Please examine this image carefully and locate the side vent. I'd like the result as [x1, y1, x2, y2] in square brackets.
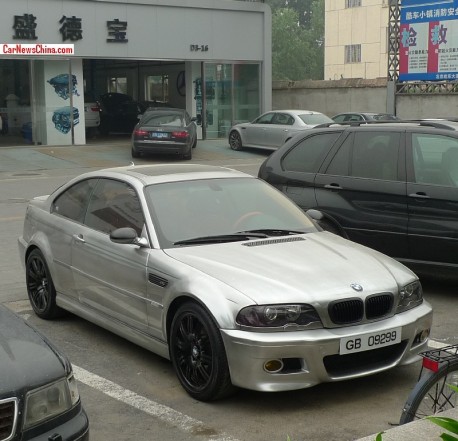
[148, 273, 168, 288]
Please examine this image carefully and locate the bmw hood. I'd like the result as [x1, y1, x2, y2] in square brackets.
[0, 306, 67, 394]
[165, 232, 416, 305]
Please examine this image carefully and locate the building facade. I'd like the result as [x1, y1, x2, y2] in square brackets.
[325, 0, 388, 80]
[0, 0, 271, 146]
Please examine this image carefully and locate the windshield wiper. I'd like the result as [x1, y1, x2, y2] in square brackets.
[174, 232, 269, 246]
[236, 229, 304, 236]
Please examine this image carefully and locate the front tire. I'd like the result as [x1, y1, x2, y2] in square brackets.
[229, 131, 243, 151]
[169, 302, 235, 401]
[26, 249, 64, 319]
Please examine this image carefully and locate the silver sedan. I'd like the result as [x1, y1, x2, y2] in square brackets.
[228, 109, 333, 151]
[18, 164, 432, 401]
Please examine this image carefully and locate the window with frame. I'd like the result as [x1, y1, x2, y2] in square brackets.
[326, 132, 400, 181]
[282, 132, 342, 173]
[412, 133, 458, 186]
[146, 75, 169, 103]
[272, 113, 294, 125]
[52, 179, 98, 223]
[345, 45, 362, 64]
[108, 76, 127, 94]
[254, 113, 275, 124]
[84, 179, 145, 236]
[346, 0, 362, 7]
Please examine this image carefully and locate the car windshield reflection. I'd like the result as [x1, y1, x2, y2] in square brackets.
[144, 177, 316, 248]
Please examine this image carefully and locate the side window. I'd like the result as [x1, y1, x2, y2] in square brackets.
[84, 179, 145, 235]
[348, 114, 363, 122]
[282, 132, 341, 173]
[254, 113, 274, 124]
[52, 179, 98, 223]
[326, 134, 352, 176]
[273, 113, 293, 125]
[351, 132, 400, 180]
[333, 115, 345, 123]
[413, 133, 458, 186]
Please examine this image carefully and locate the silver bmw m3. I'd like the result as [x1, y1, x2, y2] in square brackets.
[18, 164, 433, 401]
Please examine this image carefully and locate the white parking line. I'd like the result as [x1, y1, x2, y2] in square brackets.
[73, 365, 241, 441]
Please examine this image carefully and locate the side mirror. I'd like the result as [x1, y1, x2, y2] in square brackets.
[110, 227, 148, 247]
[305, 209, 324, 221]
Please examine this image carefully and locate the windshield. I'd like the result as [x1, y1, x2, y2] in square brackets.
[298, 113, 333, 125]
[144, 177, 317, 248]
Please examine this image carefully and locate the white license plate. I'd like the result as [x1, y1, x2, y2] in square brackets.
[340, 327, 401, 355]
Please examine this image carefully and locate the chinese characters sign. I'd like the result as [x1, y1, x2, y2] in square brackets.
[11, 13, 129, 44]
[400, 0, 458, 81]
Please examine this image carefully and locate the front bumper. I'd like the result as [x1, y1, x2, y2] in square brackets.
[24, 403, 89, 441]
[221, 302, 433, 392]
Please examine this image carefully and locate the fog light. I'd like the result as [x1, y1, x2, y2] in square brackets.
[264, 359, 284, 373]
[414, 328, 430, 345]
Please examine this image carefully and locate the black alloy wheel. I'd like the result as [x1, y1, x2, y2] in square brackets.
[169, 302, 235, 401]
[26, 249, 64, 319]
[229, 131, 243, 151]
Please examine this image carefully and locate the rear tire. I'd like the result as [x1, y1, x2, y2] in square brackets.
[229, 131, 243, 151]
[183, 148, 192, 160]
[131, 147, 140, 158]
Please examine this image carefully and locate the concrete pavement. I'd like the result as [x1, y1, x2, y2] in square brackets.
[0, 136, 266, 175]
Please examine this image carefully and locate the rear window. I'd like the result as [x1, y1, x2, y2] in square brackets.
[298, 113, 333, 125]
[141, 112, 184, 127]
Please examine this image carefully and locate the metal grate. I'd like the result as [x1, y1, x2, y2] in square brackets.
[329, 294, 393, 325]
[324, 341, 407, 376]
[0, 398, 17, 441]
[329, 299, 364, 325]
[366, 293, 393, 320]
[242, 237, 305, 247]
[148, 273, 168, 288]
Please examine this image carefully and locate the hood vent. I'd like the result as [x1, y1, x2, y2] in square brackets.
[242, 236, 305, 247]
[148, 273, 168, 288]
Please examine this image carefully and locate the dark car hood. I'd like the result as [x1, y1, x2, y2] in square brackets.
[0, 306, 68, 395]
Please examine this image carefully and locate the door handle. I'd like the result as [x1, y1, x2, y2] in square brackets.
[73, 234, 86, 243]
[408, 192, 430, 199]
[324, 183, 343, 190]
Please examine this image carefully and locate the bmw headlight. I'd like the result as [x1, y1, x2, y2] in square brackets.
[397, 281, 423, 313]
[23, 374, 80, 429]
[236, 304, 323, 330]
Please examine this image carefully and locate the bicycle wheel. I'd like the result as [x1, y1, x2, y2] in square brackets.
[400, 358, 458, 424]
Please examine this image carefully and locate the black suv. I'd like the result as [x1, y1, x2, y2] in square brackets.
[258, 121, 458, 271]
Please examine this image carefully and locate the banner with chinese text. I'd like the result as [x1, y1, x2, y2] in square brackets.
[400, 0, 458, 81]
